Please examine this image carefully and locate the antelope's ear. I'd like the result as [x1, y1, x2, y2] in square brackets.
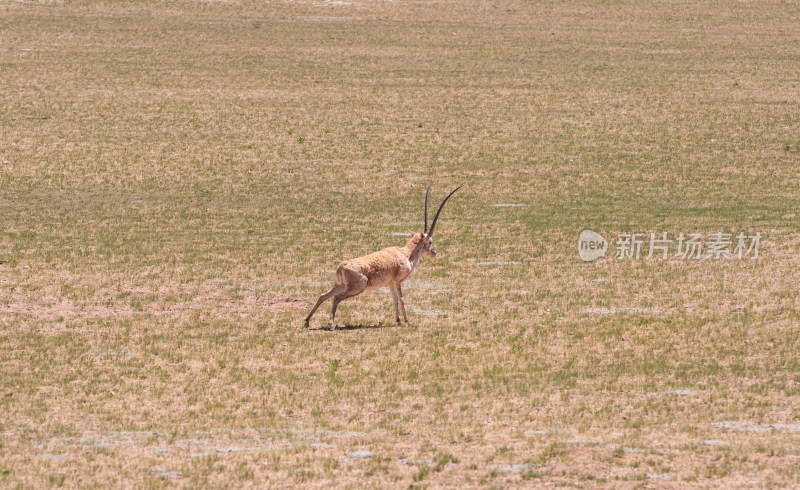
[407, 230, 417, 237]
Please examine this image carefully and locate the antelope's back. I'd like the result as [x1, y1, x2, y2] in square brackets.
[339, 247, 407, 289]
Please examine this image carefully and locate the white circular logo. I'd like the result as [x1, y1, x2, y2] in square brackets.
[578, 230, 607, 262]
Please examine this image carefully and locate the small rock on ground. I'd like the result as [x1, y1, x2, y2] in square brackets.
[399, 458, 433, 465]
[558, 439, 599, 445]
[347, 450, 375, 459]
[157, 471, 182, 480]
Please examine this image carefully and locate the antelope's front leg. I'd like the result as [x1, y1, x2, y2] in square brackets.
[389, 285, 401, 324]
[397, 282, 409, 325]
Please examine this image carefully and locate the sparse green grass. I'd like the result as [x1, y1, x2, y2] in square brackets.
[1, 0, 799, 487]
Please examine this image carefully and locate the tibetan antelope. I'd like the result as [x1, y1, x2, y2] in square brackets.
[304, 182, 462, 330]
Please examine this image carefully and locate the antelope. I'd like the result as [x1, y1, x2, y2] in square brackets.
[304, 182, 462, 330]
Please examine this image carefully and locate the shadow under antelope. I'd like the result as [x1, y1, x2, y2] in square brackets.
[304, 182, 462, 330]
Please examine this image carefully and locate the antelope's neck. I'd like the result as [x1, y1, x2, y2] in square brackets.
[407, 245, 425, 271]
[402, 237, 426, 272]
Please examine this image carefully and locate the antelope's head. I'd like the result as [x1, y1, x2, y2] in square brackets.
[420, 181, 463, 259]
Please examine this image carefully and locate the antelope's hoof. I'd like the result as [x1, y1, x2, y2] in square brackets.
[329, 324, 336, 331]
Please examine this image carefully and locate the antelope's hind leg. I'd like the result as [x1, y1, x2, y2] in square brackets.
[305, 284, 345, 327]
[329, 273, 367, 330]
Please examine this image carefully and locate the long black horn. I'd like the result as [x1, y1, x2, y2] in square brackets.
[427, 185, 463, 237]
[424, 181, 433, 234]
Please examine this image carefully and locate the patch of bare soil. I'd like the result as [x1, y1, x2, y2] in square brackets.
[0, 301, 132, 321]
[263, 297, 308, 313]
[0, 294, 309, 322]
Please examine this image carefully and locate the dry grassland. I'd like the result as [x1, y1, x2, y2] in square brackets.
[1, 0, 799, 487]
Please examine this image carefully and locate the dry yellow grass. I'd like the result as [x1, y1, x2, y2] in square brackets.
[1, 0, 799, 487]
